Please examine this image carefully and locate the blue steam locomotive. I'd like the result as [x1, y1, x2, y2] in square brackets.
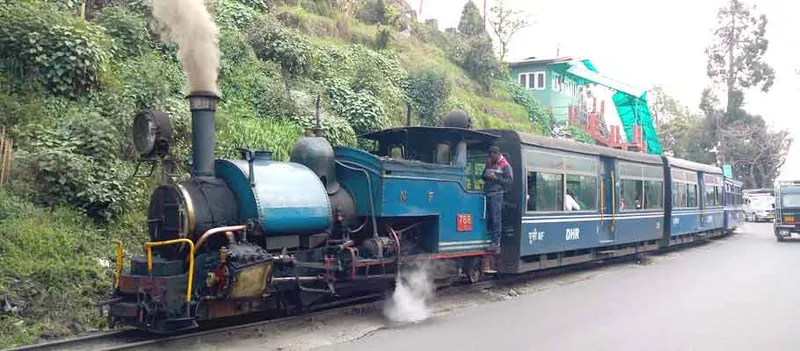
[104, 91, 744, 333]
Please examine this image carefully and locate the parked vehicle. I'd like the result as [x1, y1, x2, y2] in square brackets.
[744, 195, 775, 222]
[774, 180, 800, 241]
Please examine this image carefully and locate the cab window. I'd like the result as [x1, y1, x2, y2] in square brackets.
[465, 155, 485, 192]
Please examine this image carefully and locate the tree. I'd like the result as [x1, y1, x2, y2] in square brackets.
[697, 86, 792, 188]
[648, 85, 692, 127]
[457, 0, 484, 36]
[488, 0, 531, 62]
[462, 34, 501, 92]
[705, 0, 775, 114]
[651, 86, 712, 162]
[720, 115, 792, 188]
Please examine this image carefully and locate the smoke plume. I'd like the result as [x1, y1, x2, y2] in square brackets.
[384, 262, 435, 324]
[150, 0, 220, 94]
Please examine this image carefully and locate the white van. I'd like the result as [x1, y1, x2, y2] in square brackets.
[744, 195, 775, 222]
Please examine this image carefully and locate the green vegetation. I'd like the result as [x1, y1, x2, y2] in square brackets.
[0, 0, 553, 346]
[654, 0, 791, 188]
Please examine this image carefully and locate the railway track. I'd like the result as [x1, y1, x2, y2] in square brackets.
[3, 250, 672, 351]
[4, 275, 508, 351]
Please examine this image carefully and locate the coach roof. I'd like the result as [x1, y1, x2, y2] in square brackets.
[664, 156, 722, 174]
[483, 130, 663, 166]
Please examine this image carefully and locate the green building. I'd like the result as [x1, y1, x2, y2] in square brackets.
[507, 56, 663, 155]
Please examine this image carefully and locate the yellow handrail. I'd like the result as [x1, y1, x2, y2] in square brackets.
[114, 240, 124, 288]
[145, 239, 196, 303]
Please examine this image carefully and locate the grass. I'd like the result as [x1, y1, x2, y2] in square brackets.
[0, 190, 124, 348]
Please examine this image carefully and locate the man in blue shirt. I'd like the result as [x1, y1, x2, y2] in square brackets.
[483, 145, 513, 250]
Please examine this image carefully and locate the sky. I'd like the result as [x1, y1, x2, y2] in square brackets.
[411, 0, 800, 179]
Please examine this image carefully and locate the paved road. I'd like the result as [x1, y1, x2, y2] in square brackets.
[317, 223, 800, 351]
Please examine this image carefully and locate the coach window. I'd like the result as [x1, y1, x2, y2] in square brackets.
[528, 172, 564, 211]
[672, 169, 697, 208]
[566, 174, 597, 210]
[524, 149, 596, 212]
[673, 182, 687, 207]
[620, 179, 643, 210]
[619, 162, 663, 211]
[703, 174, 723, 207]
[644, 180, 664, 209]
[687, 183, 698, 207]
[704, 185, 716, 207]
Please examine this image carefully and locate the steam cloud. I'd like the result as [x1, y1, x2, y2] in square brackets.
[150, 0, 220, 94]
[384, 262, 435, 324]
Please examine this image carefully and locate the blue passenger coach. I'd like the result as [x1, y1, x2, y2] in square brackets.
[724, 178, 744, 233]
[661, 157, 726, 247]
[486, 131, 665, 274]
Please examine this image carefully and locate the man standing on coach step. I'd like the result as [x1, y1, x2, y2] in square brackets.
[483, 145, 513, 250]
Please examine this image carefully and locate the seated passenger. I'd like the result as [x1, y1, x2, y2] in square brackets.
[565, 189, 581, 211]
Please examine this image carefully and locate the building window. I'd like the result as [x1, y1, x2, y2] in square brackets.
[523, 71, 545, 90]
[534, 72, 545, 89]
[552, 73, 562, 92]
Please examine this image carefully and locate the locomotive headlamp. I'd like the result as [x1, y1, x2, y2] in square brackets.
[133, 110, 173, 159]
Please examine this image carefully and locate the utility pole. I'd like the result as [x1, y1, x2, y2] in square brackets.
[419, 0, 423, 17]
[483, 0, 487, 29]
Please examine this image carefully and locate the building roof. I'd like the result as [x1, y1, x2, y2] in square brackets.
[507, 56, 576, 67]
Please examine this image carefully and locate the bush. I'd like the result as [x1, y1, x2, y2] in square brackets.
[506, 80, 554, 131]
[325, 78, 387, 135]
[568, 125, 596, 144]
[14, 113, 138, 222]
[218, 30, 295, 119]
[374, 25, 393, 50]
[248, 16, 314, 84]
[0, 2, 111, 97]
[407, 68, 452, 126]
[288, 90, 357, 147]
[357, 0, 399, 26]
[461, 34, 501, 92]
[212, 0, 262, 30]
[95, 5, 151, 58]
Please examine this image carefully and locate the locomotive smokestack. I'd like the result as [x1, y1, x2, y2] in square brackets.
[188, 91, 219, 177]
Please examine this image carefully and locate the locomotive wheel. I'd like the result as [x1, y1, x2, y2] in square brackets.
[464, 257, 483, 284]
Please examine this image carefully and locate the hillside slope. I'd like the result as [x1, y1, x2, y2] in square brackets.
[0, 0, 552, 346]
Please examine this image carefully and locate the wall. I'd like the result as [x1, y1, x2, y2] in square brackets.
[509, 62, 580, 123]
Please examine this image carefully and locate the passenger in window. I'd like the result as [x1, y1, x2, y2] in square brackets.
[565, 189, 581, 211]
[483, 145, 513, 250]
[635, 196, 642, 210]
